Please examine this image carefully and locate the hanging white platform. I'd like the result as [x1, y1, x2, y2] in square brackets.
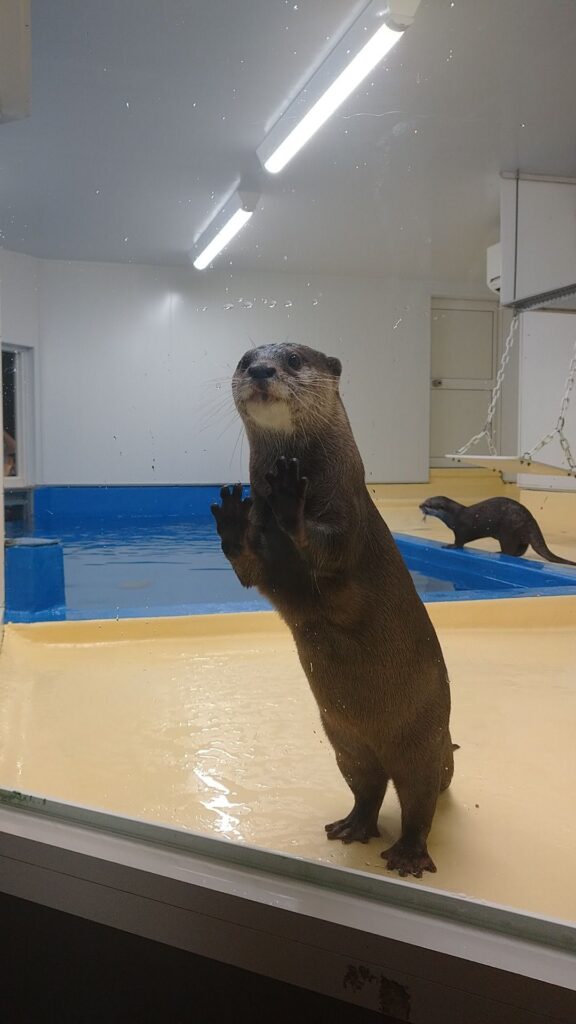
[445, 454, 576, 476]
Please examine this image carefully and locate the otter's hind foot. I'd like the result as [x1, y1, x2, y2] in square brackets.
[381, 839, 437, 878]
[325, 810, 380, 845]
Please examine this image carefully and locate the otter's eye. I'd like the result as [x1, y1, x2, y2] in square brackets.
[287, 352, 302, 370]
[239, 355, 251, 371]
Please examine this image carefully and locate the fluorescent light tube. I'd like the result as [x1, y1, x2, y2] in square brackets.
[192, 191, 258, 270]
[257, 2, 418, 175]
[193, 208, 252, 270]
[264, 23, 403, 174]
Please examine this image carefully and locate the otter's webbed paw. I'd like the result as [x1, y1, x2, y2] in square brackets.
[325, 810, 380, 845]
[211, 484, 252, 558]
[381, 839, 437, 878]
[265, 457, 309, 539]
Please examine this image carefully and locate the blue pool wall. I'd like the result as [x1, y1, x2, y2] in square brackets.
[34, 485, 227, 529]
[4, 485, 576, 624]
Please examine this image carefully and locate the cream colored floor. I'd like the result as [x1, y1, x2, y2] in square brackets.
[1, 598, 575, 922]
[0, 469, 575, 922]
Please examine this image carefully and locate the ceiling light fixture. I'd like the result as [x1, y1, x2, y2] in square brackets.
[192, 190, 259, 270]
[257, 1, 419, 175]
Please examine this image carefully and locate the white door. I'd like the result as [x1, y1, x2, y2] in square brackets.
[430, 298, 499, 467]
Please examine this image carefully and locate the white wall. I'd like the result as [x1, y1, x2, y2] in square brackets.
[35, 259, 433, 485]
[6, 247, 575, 507]
[518, 310, 576, 492]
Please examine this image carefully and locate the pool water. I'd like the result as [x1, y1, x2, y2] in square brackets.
[61, 520, 266, 617]
[8, 518, 576, 621]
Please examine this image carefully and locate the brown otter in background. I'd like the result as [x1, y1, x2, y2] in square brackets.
[420, 495, 576, 565]
[211, 343, 455, 878]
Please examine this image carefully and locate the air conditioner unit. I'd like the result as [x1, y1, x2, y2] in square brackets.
[499, 175, 576, 311]
[486, 242, 501, 295]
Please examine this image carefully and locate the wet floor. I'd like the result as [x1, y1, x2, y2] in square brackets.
[1, 598, 575, 922]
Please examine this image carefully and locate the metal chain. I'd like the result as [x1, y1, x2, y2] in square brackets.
[453, 312, 576, 475]
[455, 314, 518, 455]
[524, 338, 576, 472]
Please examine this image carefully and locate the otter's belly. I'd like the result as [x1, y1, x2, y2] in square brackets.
[293, 626, 451, 753]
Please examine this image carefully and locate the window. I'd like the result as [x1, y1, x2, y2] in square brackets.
[2, 350, 18, 479]
[2, 346, 32, 490]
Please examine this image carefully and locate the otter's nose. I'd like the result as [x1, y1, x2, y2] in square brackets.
[248, 364, 276, 380]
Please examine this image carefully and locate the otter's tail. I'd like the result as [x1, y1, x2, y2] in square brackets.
[529, 526, 576, 566]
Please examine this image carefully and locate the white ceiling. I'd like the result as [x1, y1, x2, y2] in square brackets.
[1, 0, 576, 279]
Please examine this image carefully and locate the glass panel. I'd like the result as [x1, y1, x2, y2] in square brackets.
[0, 0, 575, 957]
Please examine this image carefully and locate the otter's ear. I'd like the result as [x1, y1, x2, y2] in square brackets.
[326, 356, 342, 377]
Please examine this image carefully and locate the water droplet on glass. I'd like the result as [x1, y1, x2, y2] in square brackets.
[284, 301, 292, 308]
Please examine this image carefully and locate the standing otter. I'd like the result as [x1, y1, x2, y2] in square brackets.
[211, 343, 455, 878]
[420, 495, 576, 565]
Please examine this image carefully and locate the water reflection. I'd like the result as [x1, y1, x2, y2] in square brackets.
[193, 766, 244, 839]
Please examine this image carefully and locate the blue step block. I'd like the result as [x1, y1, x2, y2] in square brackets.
[5, 537, 66, 620]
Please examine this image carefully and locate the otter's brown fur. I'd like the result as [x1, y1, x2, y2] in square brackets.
[420, 495, 576, 565]
[211, 343, 455, 877]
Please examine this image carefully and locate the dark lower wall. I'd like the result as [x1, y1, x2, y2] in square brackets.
[0, 893, 396, 1024]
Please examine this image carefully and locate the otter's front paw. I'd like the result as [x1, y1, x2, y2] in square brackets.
[265, 457, 308, 539]
[211, 484, 252, 558]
